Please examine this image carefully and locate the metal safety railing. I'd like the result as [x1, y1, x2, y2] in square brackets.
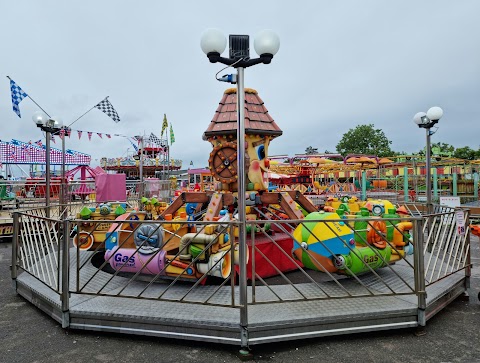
[1, 179, 168, 212]
[10, 203, 472, 338]
[244, 215, 421, 304]
[69, 218, 240, 307]
[12, 210, 63, 295]
[422, 209, 471, 286]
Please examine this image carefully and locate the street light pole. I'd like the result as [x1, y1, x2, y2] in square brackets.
[45, 128, 51, 217]
[133, 135, 144, 210]
[200, 28, 280, 352]
[139, 136, 144, 204]
[413, 106, 444, 216]
[425, 127, 432, 212]
[236, 67, 247, 330]
[33, 112, 63, 218]
[59, 128, 68, 218]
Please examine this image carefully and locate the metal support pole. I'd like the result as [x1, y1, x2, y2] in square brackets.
[61, 130, 66, 218]
[236, 67, 249, 349]
[139, 136, 144, 210]
[474, 172, 479, 199]
[413, 218, 426, 327]
[361, 170, 367, 201]
[433, 168, 438, 201]
[167, 144, 171, 198]
[11, 212, 19, 288]
[404, 166, 409, 203]
[61, 218, 70, 328]
[452, 172, 458, 196]
[45, 130, 51, 218]
[464, 209, 471, 288]
[425, 128, 432, 215]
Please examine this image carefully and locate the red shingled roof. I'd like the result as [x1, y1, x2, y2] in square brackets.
[203, 88, 283, 139]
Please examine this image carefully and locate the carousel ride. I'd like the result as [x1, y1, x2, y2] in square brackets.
[75, 87, 416, 283]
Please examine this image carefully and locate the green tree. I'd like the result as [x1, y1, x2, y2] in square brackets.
[336, 124, 393, 157]
[305, 146, 318, 155]
[420, 142, 454, 157]
[453, 146, 477, 160]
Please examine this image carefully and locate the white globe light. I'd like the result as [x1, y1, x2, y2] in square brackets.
[426, 106, 443, 121]
[51, 116, 63, 128]
[254, 30, 280, 56]
[200, 28, 227, 55]
[413, 112, 427, 125]
[32, 111, 48, 126]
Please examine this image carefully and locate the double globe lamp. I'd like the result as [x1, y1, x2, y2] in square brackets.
[412, 106, 444, 213]
[200, 28, 280, 352]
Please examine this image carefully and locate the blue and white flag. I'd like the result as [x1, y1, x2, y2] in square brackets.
[10, 79, 28, 118]
[129, 138, 139, 152]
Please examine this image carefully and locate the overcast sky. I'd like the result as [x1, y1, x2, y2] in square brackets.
[2, 0, 480, 172]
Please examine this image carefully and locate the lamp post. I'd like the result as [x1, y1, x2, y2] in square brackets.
[59, 124, 68, 218]
[33, 112, 63, 217]
[133, 135, 144, 210]
[200, 28, 280, 351]
[413, 106, 444, 215]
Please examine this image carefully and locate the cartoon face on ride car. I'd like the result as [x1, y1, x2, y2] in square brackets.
[245, 135, 271, 190]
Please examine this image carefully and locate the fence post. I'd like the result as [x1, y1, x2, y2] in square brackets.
[413, 218, 427, 331]
[11, 212, 19, 289]
[61, 218, 70, 328]
[403, 167, 409, 203]
[474, 173, 478, 199]
[361, 170, 367, 200]
[464, 209, 471, 289]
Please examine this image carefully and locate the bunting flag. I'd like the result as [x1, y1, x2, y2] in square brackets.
[77, 130, 82, 139]
[66, 128, 72, 138]
[161, 114, 168, 136]
[51, 135, 56, 144]
[0, 139, 90, 165]
[129, 138, 139, 152]
[9, 79, 28, 118]
[87, 132, 93, 141]
[94, 98, 121, 123]
[97, 133, 103, 139]
[35, 139, 42, 147]
[21, 143, 30, 154]
[170, 123, 175, 144]
[106, 134, 111, 138]
[59, 129, 65, 139]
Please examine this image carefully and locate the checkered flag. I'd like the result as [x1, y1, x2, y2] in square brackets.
[148, 132, 162, 146]
[10, 79, 28, 118]
[94, 97, 120, 123]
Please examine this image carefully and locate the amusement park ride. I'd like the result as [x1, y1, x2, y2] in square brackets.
[69, 87, 418, 282]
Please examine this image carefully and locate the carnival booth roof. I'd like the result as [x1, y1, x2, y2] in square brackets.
[203, 88, 283, 139]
